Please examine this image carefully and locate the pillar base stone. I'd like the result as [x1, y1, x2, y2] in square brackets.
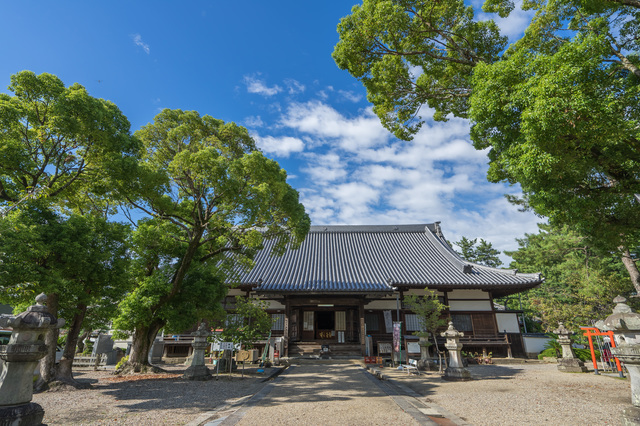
[0, 402, 45, 426]
[183, 365, 212, 381]
[443, 367, 472, 381]
[557, 358, 588, 373]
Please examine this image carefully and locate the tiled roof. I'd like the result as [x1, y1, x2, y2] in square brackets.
[229, 224, 542, 296]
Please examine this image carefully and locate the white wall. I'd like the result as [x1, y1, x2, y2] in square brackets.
[448, 300, 492, 311]
[447, 289, 489, 299]
[496, 313, 520, 333]
[523, 335, 552, 357]
[365, 300, 398, 310]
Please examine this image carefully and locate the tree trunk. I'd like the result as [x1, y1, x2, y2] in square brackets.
[621, 248, 640, 294]
[35, 292, 60, 391]
[76, 329, 90, 354]
[55, 304, 88, 386]
[127, 320, 164, 372]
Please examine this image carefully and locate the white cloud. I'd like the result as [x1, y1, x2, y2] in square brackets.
[477, 0, 535, 41]
[131, 34, 150, 54]
[244, 115, 264, 128]
[338, 90, 362, 103]
[280, 101, 391, 151]
[285, 79, 306, 94]
[244, 75, 282, 96]
[254, 135, 304, 158]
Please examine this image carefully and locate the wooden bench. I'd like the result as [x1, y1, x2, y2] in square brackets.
[459, 334, 512, 358]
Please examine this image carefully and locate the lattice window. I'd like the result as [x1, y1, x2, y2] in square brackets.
[303, 311, 314, 331]
[405, 314, 425, 332]
[335, 311, 346, 331]
[365, 313, 379, 331]
[271, 314, 285, 331]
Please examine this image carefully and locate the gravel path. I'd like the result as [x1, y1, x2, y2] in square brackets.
[382, 362, 630, 425]
[30, 361, 632, 425]
[33, 366, 272, 425]
[229, 363, 425, 426]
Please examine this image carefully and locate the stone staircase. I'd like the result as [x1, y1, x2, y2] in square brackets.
[288, 342, 362, 359]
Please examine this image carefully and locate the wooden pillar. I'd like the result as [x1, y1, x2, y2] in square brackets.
[284, 297, 290, 357]
[359, 300, 365, 354]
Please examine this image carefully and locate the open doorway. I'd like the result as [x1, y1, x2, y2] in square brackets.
[316, 311, 335, 339]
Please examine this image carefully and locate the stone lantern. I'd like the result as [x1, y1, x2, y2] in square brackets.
[597, 296, 640, 424]
[183, 322, 212, 381]
[0, 293, 65, 424]
[553, 322, 588, 373]
[441, 321, 471, 381]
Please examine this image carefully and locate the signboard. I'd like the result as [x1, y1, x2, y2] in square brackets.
[393, 321, 402, 353]
[219, 342, 235, 350]
[383, 310, 393, 333]
[406, 342, 421, 354]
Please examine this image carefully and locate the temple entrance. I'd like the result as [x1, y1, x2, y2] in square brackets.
[316, 311, 335, 340]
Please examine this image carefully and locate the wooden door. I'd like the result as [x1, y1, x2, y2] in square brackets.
[302, 311, 314, 341]
[472, 313, 497, 336]
[290, 309, 299, 342]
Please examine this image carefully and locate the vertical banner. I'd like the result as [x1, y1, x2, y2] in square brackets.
[383, 310, 393, 333]
[393, 321, 401, 353]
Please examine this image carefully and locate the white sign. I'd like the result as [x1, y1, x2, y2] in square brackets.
[220, 342, 235, 350]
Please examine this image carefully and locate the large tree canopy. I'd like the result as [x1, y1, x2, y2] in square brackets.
[0, 71, 139, 213]
[113, 109, 310, 370]
[334, 0, 640, 283]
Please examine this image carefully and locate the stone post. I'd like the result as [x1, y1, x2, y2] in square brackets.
[183, 323, 212, 381]
[553, 322, 588, 373]
[0, 293, 65, 425]
[441, 321, 471, 381]
[597, 296, 640, 424]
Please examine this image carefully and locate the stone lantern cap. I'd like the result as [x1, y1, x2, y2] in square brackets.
[441, 321, 464, 339]
[596, 296, 640, 332]
[553, 322, 573, 336]
[0, 293, 64, 330]
[191, 322, 211, 338]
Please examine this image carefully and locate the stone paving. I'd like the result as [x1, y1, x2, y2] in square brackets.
[201, 361, 457, 426]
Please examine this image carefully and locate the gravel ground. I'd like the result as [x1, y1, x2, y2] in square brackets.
[31, 361, 631, 425]
[383, 362, 630, 425]
[32, 365, 273, 425]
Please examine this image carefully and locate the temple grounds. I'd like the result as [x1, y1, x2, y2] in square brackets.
[32, 361, 629, 425]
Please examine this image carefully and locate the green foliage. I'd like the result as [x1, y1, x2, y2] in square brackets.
[538, 347, 598, 362]
[214, 296, 273, 348]
[0, 204, 132, 328]
[113, 109, 309, 363]
[0, 70, 140, 214]
[334, 0, 640, 273]
[116, 355, 129, 371]
[404, 289, 448, 342]
[82, 340, 94, 356]
[505, 224, 635, 330]
[454, 236, 503, 268]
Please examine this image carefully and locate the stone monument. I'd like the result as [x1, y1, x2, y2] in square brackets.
[183, 322, 212, 381]
[597, 296, 640, 424]
[553, 322, 588, 373]
[0, 293, 65, 425]
[441, 321, 471, 381]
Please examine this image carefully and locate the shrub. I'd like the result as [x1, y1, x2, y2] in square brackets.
[538, 347, 599, 362]
[116, 355, 129, 370]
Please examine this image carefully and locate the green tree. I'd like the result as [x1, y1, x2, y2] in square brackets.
[454, 236, 503, 268]
[333, 0, 640, 289]
[214, 296, 273, 349]
[0, 204, 132, 388]
[0, 70, 140, 385]
[112, 109, 310, 372]
[404, 289, 448, 364]
[505, 224, 634, 331]
[0, 71, 140, 213]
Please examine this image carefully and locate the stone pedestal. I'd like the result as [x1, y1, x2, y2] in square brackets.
[183, 323, 212, 381]
[597, 296, 640, 424]
[0, 294, 64, 425]
[553, 322, 588, 373]
[441, 322, 471, 381]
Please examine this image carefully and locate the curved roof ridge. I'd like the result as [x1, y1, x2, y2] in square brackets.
[308, 224, 437, 233]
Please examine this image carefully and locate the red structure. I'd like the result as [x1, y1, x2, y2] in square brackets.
[580, 327, 624, 377]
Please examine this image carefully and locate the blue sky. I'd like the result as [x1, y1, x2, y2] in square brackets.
[0, 1, 540, 263]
